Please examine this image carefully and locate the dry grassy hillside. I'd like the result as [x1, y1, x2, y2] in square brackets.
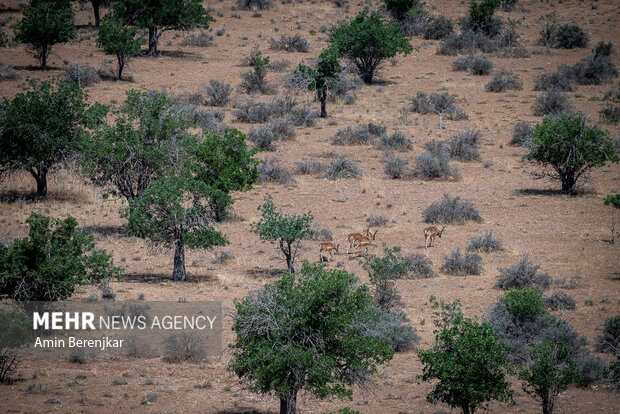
[0, 0, 619, 412]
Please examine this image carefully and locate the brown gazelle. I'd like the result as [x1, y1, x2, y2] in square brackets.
[424, 225, 445, 249]
[319, 242, 339, 262]
[346, 229, 378, 254]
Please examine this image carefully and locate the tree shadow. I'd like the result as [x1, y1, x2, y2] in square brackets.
[214, 410, 267, 414]
[122, 272, 218, 284]
[11, 65, 63, 71]
[79, 225, 127, 237]
[0, 189, 85, 204]
[516, 187, 596, 197]
[246, 267, 284, 279]
[138, 50, 201, 60]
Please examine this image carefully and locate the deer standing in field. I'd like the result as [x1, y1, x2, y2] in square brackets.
[346, 229, 378, 255]
[424, 225, 445, 249]
[319, 242, 339, 263]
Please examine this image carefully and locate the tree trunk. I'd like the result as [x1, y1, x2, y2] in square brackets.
[318, 90, 327, 118]
[280, 240, 295, 274]
[279, 393, 297, 414]
[561, 174, 576, 194]
[92, 0, 100, 27]
[40, 48, 48, 70]
[362, 70, 373, 84]
[116, 53, 124, 80]
[148, 27, 158, 56]
[29, 164, 48, 197]
[612, 209, 617, 245]
[172, 239, 186, 281]
[542, 395, 554, 414]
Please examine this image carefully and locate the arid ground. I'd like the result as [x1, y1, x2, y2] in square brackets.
[0, 0, 619, 412]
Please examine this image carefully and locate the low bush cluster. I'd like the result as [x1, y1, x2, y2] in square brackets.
[64, 64, 101, 86]
[325, 154, 363, 180]
[257, 157, 295, 185]
[270, 34, 309, 53]
[485, 70, 522, 92]
[203, 80, 232, 107]
[408, 92, 468, 120]
[510, 121, 533, 146]
[496, 255, 552, 291]
[441, 248, 483, 276]
[532, 89, 574, 116]
[452, 55, 493, 75]
[423, 194, 483, 224]
[467, 231, 503, 252]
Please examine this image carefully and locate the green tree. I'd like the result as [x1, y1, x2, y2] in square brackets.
[523, 113, 619, 194]
[251, 195, 314, 274]
[330, 10, 413, 84]
[240, 49, 271, 94]
[519, 340, 579, 414]
[14, 1, 76, 69]
[383, 0, 419, 21]
[604, 194, 620, 244]
[97, 14, 144, 80]
[80, 89, 195, 201]
[0, 213, 121, 301]
[190, 128, 260, 221]
[294, 48, 343, 118]
[466, 0, 502, 36]
[229, 262, 394, 414]
[124, 176, 228, 281]
[0, 80, 102, 197]
[418, 297, 513, 414]
[112, 0, 214, 55]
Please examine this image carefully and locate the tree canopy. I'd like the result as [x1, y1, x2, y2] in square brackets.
[330, 10, 412, 84]
[294, 48, 343, 117]
[97, 14, 144, 80]
[229, 262, 394, 414]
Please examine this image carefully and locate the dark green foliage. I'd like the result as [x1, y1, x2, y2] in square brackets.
[523, 113, 619, 193]
[124, 176, 228, 281]
[80, 89, 194, 201]
[519, 340, 579, 414]
[593, 41, 613, 57]
[0, 213, 121, 301]
[424, 16, 454, 40]
[204, 80, 232, 106]
[467, 231, 503, 252]
[252, 195, 313, 274]
[531, 89, 574, 116]
[330, 11, 413, 84]
[441, 248, 483, 276]
[14, 2, 76, 69]
[600, 104, 620, 125]
[423, 194, 483, 224]
[551, 25, 588, 49]
[97, 14, 143, 80]
[325, 154, 363, 180]
[461, 0, 503, 37]
[294, 48, 343, 117]
[113, 0, 214, 55]
[0, 79, 98, 197]
[502, 288, 546, 324]
[418, 297, 513, 414]
[485, 70, 522, 92]
[240, 50, 274, 94]
[190, 128, 259, 221]
[383, 0, 419, 21]
[230, 263, 394, 414]
[496, 255, 551, 291]
[511, 121, 533, 146]
[362, 246, 412, 282]
[596, 315, 620, 354]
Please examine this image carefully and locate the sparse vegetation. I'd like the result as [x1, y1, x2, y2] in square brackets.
[452, 55, 493, 75]
[414, 151, 460, 181]
[448, 129, 482, 161]
[467, 231, 503, 252]
[378, 131, 412, 152]
[545, 292, 576, 311]
[332, 123, 386, 146]
[423, 194, 483, 225]
[65, 64, 101, 86]
[258, 157, 296, 185]
[441, 248, 483, 276]
[270, 34, 309, 53]
[384, 155, 410, 179]
[325, 154, 363, 180]
[496, 255, 552, 291]
[596, 315, 620, 354]
[204, 80, 232, 107]
[485, 70, 522, 92]
[532, 89, 574, 116]
[511, 121, 533, 146]
[600, 104, 620, 125]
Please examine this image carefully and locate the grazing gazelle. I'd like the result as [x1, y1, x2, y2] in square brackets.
[319, 242, 339, 262]
[346, 229, 378, 254]
[424, 225, 445, 249]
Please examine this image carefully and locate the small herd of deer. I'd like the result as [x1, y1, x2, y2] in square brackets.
[318, 225, 446, 263]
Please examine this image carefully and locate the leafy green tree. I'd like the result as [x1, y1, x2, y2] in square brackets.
[112, 0, 214, 55]
[0, 80, 102, 197]
[466, 0, 502, 36]
[190, 128, 260, 221]
[604, 194, 620, 244]
[251, 195, 313, 274]
[0, 213, 121, 301]
[330, 10, 413, 84]
[229, 262, 394, 414]
[418, 297, 513, 414]
[383, 0, 419, 21]
[523, 113, 619, 194]
[14, 1, 76, 69]
[97, 14, 144, 80]
[240, 49, 271, 94]
[294, 48, 343, 118]
[80, 89, 195, 201]
[124, 176, 228, 281]
[519, 340, 579, 414]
